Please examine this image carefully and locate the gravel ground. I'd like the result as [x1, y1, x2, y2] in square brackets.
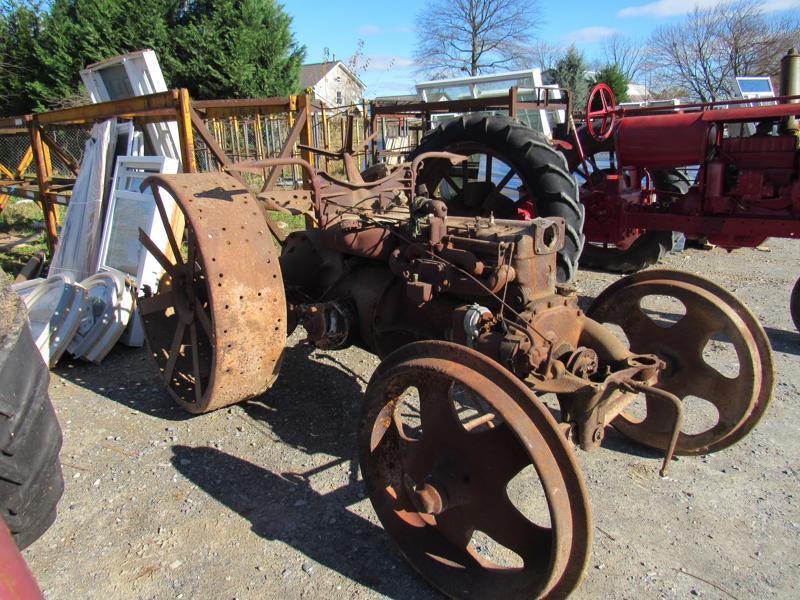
[23, 238, 800, 599]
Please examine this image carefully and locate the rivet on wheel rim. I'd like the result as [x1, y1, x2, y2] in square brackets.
[137, 173, 286, 414]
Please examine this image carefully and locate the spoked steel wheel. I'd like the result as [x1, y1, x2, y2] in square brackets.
[588, 270, 773, 454]
[359, 341, 591, 599]
[138, 173, 286, 414]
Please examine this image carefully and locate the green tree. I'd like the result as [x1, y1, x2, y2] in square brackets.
[592, 64, 630, 104]
[0, 2, 45, 115]
[1, 0, 305, 115]
[25, 0, 179, 111]
[552, 45, 589, 111]
[169, 0, 305, 99]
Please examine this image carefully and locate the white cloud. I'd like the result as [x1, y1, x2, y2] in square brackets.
[365, 55, 416, 71]
[562, 26, 619, 44]
[357, 24, 381, 36]
[618, 0, 798, 18]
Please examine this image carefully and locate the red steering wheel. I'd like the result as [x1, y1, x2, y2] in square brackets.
[586, 83, 617, 142]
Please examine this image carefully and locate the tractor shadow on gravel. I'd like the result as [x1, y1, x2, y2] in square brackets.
[170, 343, 432, 597]
[54, 344, 194, 421]
[171, 445, 431, 598]
[241, 343, 370, 460]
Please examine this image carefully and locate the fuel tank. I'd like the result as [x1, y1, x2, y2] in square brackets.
[617, 112, 714, 169]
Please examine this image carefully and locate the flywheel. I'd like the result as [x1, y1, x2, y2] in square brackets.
[137, 172, 286, 414]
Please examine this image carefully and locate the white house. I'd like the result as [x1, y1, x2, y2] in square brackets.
[299, 61, 365, 108]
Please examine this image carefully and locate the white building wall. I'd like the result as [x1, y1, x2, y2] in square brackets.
[313, 63, 364, 107]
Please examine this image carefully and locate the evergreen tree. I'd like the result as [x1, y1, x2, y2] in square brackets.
[170, 0, 305, 99]
[0, 0, 305, 115]
[25, 0, 178, 111]
[592, 64, 630, 104]
[0, 2, 45, 115]
[553, 46, 590, 111]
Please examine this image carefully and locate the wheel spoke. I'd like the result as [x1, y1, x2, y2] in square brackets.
[195, 302, 213, 338]
[190, 322, 203, 403]
[138, 228, 180, 279]
[187, 230, 197, 282]
[469, 423, 530, 484]
[472, 493, 552, 567]
[418, 377, 463, 438]
[435, 506, 475, 549]
[495, 169, 515, 194]
[443, 175, 462, 193]
[575, 166, 590, 182]
[163, 322, 186, 383]
[151, 186, 184, 265]
[485, 154, 493, 182]
[608, 310, 664, 353]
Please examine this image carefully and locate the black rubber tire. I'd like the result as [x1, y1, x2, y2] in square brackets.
[0, 270, 64, 549]
[410, 114, 585, 283]
[558, 125, 684, 273]
[791, 277, 800, 333]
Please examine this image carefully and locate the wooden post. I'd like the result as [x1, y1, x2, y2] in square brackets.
[321, 105, 330, 172]
[370, 112, 379, 164]
[177, 88, 196, 173]
[509, 86, 518, 118]
[29, 120, 58, 252]
[297, 94, 313, 188]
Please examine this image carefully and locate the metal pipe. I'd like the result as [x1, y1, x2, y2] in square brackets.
[780, 48, 800, 137]
[628, 381, 684, 477]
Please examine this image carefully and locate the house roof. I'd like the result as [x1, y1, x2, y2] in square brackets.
[299, 61, 366, 90]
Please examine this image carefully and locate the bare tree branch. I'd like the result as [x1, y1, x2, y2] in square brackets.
[414, 0, 542, 79]
[601, 33, 646, 81]
[647, 0, 800, 102]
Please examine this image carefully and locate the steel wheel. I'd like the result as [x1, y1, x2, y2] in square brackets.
[138, 173, 286, 414]
[359, 341, 591, 599]
[588, 270, 772, 454]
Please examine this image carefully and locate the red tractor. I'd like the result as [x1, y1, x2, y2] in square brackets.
[559, 50, 800, 328]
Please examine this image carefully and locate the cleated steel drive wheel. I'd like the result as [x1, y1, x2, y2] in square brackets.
[138, 173, 286, 414]
[359, 341, 591, 599]
[588, 270, 773, 455]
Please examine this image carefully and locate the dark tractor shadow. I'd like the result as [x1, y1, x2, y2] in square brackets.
[241, 343, 369, 460]
[763, 326, 800, 356]
[53, 344, 193, 421]
[599, 426, 667, 460]
[170, 445, 433, 598]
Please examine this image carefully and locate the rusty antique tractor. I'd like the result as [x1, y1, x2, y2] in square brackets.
[135, 124, 774, 597]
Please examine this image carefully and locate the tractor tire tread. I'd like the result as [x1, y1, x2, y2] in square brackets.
[0, 270, 63, 550]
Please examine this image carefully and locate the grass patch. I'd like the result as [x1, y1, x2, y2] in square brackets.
[268, 210, 306, 232]
[0, 199, 49, 279]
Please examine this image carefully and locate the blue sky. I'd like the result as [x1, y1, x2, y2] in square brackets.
[284, 0, 798, 97]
